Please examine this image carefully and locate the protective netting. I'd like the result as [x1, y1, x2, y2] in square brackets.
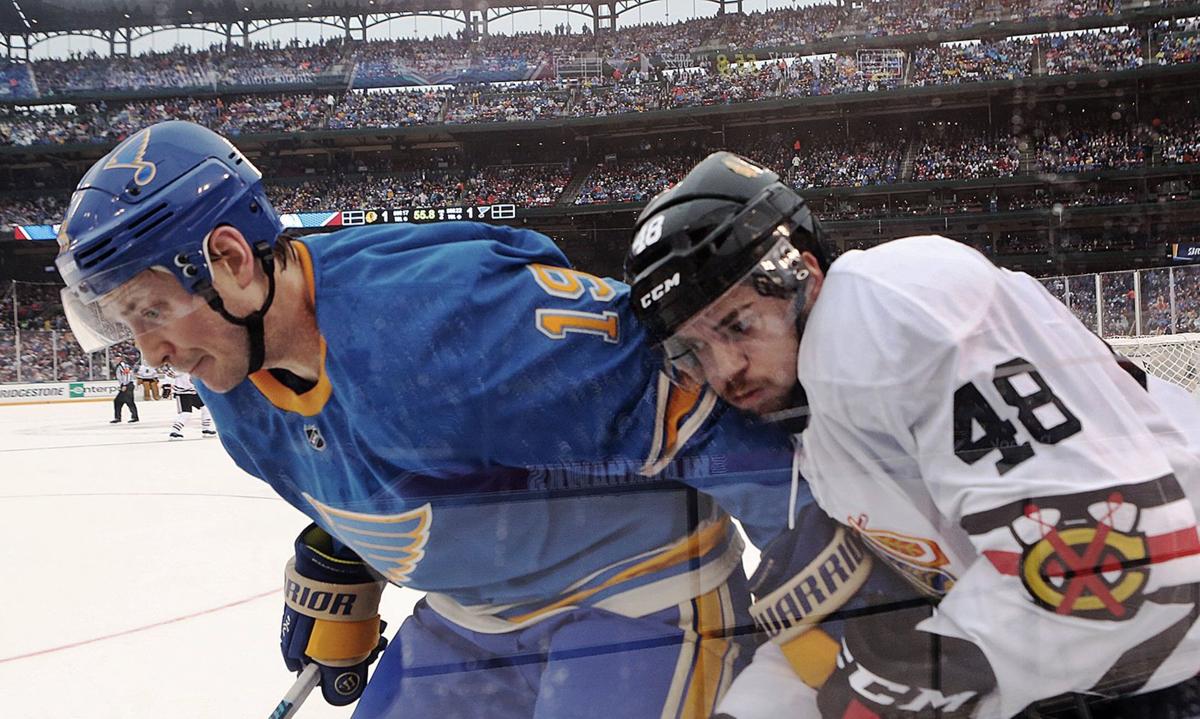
[1108, 333, 1200, 394]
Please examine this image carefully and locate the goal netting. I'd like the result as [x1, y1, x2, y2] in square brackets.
[1108, 333, 1200, 394]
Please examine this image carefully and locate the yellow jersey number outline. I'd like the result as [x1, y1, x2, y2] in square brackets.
[527, 264, 620, 343]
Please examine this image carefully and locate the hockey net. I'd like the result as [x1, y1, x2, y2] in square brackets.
[1108, 334, 1200, 394]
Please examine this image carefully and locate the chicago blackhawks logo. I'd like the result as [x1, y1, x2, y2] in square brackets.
[1014, 493, 1148, 620]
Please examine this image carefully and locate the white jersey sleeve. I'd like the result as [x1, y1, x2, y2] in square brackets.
[171, 371, 196, 394]
[797, 236, 1200, 716]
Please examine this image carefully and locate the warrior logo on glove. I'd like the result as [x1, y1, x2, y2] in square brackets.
[335, 672, 362, 697]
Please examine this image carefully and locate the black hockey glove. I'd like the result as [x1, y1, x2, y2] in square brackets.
[815, 598, 996, 719]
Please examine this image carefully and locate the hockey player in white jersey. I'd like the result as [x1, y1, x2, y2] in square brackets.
[626, 151, 1200, 718]
[166, 368, 215, 439]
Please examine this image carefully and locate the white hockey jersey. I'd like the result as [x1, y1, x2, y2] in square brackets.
[171, 371, 197, 395]
[796, 235, 1200, 717]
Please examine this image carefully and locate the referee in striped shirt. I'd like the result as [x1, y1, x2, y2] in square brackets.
[111, 358, 139, 424]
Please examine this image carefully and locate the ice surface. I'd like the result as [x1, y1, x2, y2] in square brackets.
[0, 399, 418, 718]
[0, 398, 760, 718]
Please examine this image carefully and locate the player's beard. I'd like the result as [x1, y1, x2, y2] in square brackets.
[753, 293, 813, 429]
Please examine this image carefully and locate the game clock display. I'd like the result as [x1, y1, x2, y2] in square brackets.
[338, 205, 518, 226]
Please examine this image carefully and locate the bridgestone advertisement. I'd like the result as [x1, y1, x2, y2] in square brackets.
[0, 381, 120, 405]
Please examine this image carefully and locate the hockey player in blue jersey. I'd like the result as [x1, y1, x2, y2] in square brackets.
[56, 121, 901, 718]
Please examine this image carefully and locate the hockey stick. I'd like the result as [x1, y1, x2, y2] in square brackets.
[269, 663, 321, 719]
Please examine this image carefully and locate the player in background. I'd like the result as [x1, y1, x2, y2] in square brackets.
[53, 121, 905, 718]
[136, 359, 160, 400]
[111, 356, 138, 423]
[627, 152, 1200, 718]
[167, 369, 215, 439]
[159, 364, 173, 399]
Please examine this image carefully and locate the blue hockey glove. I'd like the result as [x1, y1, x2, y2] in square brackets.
[281, 523, 388, 706]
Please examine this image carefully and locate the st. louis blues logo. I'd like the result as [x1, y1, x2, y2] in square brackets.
[102, 128, 157, 187]
[304, 494, 433, 584]
[1014, 494, 1148, 620]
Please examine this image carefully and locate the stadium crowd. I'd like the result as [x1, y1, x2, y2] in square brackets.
[1155, 18, 1200, 65]
[272, 162, 572, 211]
[0, 0, 1159, 100]
[573, 155, 696, 204]
[0, 26, 1181, 147]
[3, 108, 1194, 228]
[1044, 27, 1143, 75]
[0, 196, 68, 233]
[33, 40, 348, 96]
[911, 123, 1022, 180]
[908, 38, 1034, 85]
[1036, 115, 1154, 173]
[445, 83, 568, 122]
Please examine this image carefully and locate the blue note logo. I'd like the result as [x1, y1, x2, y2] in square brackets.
[304, 425, 326, 452]
[102, 128, 157, 187]
[305, 495, 433, 584]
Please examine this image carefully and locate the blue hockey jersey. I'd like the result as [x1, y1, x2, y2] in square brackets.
[200, 222, 802, 629]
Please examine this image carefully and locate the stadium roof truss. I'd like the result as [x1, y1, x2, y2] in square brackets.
[0, 0, 725, 55]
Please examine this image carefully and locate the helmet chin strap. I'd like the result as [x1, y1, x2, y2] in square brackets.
[200, 240, 277, 375]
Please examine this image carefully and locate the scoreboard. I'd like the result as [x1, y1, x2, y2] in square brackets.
[12, 203, 522, 240]
[330, 204, 518, 226]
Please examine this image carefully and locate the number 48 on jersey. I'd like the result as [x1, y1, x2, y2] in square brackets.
[953, 357, 1082, 475]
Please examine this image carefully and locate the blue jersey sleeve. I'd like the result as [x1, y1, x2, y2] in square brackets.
[309, 222, 659, 478]
[309, 222, 799, 541]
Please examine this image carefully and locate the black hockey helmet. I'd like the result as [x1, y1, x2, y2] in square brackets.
[624, 151, 827, 345]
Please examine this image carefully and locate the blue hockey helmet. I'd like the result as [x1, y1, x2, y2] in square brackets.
[56, 121, 283, 358]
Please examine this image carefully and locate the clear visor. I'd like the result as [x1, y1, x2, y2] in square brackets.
[660, 237, 806, 388]
[61, 285, 136, 354]
[61, 264, 207, 355]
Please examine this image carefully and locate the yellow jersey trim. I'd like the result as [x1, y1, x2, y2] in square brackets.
[505, 516, 731, 624]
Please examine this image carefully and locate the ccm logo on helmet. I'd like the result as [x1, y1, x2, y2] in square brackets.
[640, 272, 681, 309]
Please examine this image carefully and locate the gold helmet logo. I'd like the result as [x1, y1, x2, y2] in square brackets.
[721, 154, 766, 178]
[103, 128, 157, 187]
